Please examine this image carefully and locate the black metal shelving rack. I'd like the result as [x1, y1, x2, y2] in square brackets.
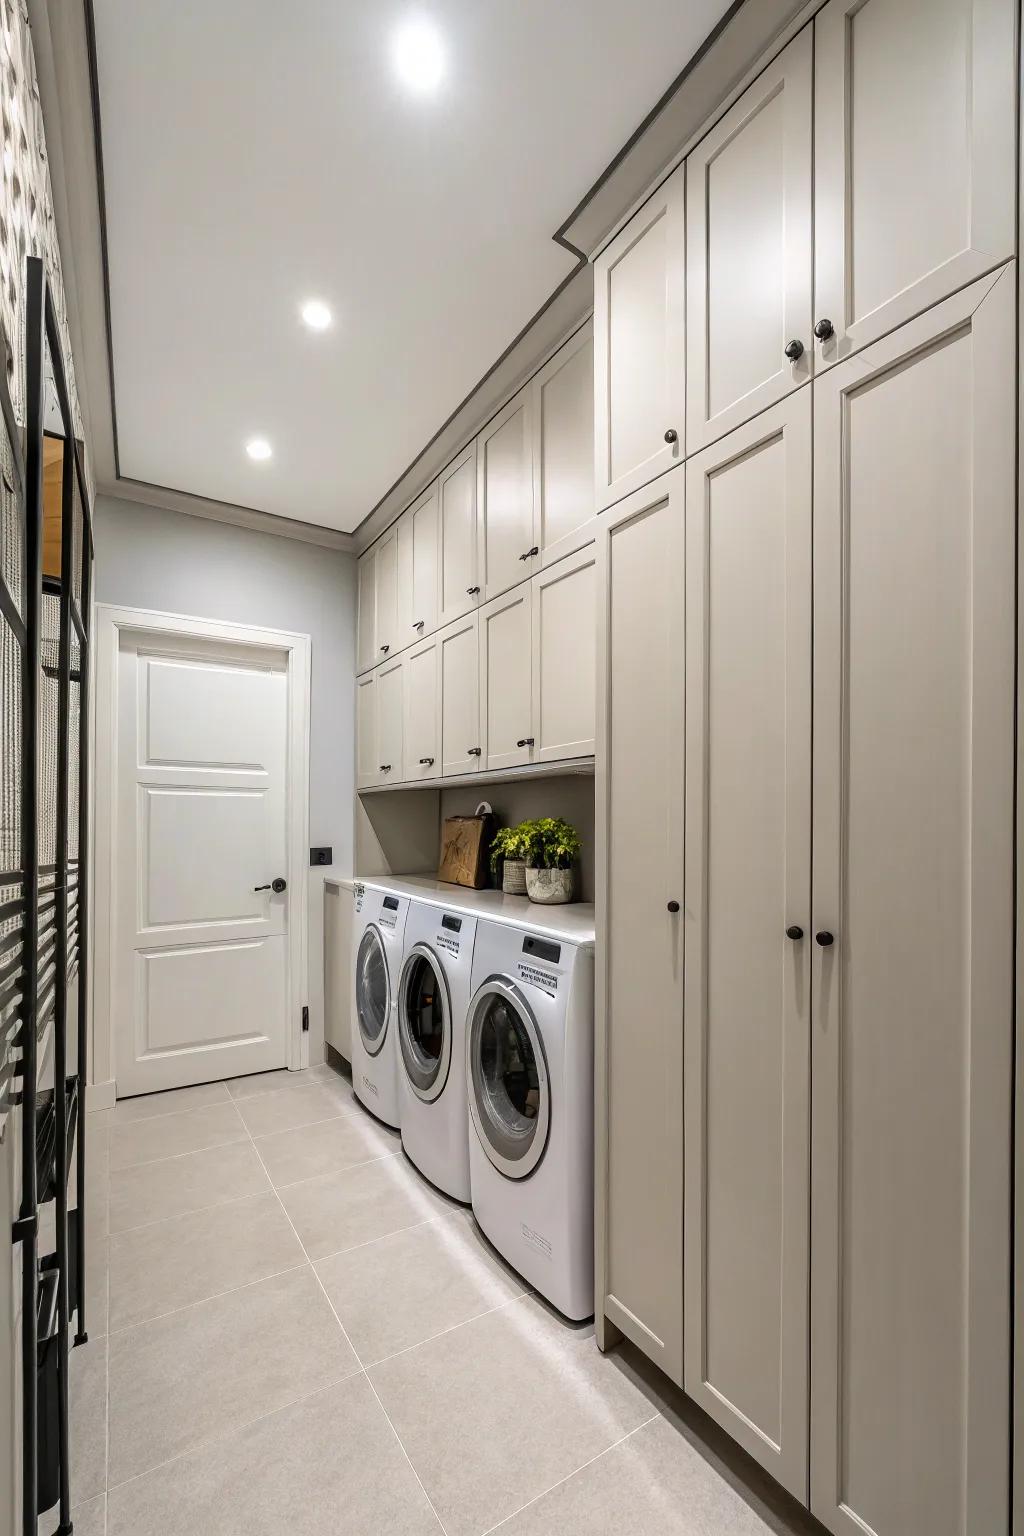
[3, 255, 94, 1535]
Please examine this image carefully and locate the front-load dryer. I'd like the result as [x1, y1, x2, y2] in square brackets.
[396, 900, 478, 1202]
[351, 883, 410, 1128]
[466, 917, 595, 1320]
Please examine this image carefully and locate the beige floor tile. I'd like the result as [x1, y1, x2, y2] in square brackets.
[109, 1139, 270, 1234]
[369, 1295, 655, 1536]
[109, 1192, 304, 1331]
[315, 1209, 525, 1365]
[80, 1234, 109, 1341]
[278, 1152, 449, 1261]
[108, 1102, 247, 1172]
[110, 1081, 231, 1124]
[108, 1267, 359, 1485]
[70, 1493, 106, 1535]
[106, 1376, 441, 1536]
[253, 1108, 398, 1188]
[234, 1079, 359, 1138]
[70, 1334, 108, 1502]
[226, 1062, 346, 1100]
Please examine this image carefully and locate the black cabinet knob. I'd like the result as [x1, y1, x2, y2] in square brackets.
[519, 546, 540, 562]
[467, 747, 482, 756]
[418, 757, 434, 766]
[664, 428, 678, 444]
[516, 737, 535, 748]
[786, 925, 804, 941]
[466, 585, 480, 596]
[380, 644, 390, 654]
[784, 339, 804, 361]
[815, 930, 834, 947]
[814, 318, 835, 342]
[379, 764, 391, 773]
[667, 900, 680, 913]
[413, 620, 424, 630]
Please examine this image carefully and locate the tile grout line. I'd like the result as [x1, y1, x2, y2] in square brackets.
[105, 1259, 311, 1338]
[362, 1290, 530, 1373]
[246, 1123, 453, 1536]
[108, 1103, 367, 1174]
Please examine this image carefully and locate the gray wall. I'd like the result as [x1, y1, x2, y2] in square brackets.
[92, 494, 356, 1065]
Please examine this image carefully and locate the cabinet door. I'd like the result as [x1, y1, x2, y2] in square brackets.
[595, 469, 685, 1385]
[478, 388, 536, 601]
[356, 671, 377, 789]
[438, 443, 479, 626]
[402, 634, 440, 783]
[439, 613, 481, 777]
[531, 544, 596, 763]
[479, 583, 533, 772]
[373, 524, 399, 662]
[356, 549, 376, 675]
[375, 654, 404, 787]
[683, 393, 811, 1498]
[811, 269, 1014, 1536]
[814, 0, 1015, 368]
[398, 481, 440, 644]
[593, 161, 686, 512]
[686, 28, 812, 452]
[533, 325, 596, 566]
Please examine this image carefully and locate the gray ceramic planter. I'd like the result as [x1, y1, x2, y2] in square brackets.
[525, 866, 574, 904]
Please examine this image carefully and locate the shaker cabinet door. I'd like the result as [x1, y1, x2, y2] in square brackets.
[479, 583, 533, 772]
[439, 613, 482, 777]
[438, 443, 480, 627]
[373, 524, 399, 662]
[531, 544, 596, 763]
[398, 481, 440, 644]
[403, 634, 440, 783]
[533, 325, 596, 566]
[478, 387, 536, 601]
[356, 549, 376, 675]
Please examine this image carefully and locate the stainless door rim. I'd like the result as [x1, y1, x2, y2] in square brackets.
[467, 975, 550, 1181]
[398, 942, 452, 1103]
[356, 924, 390, 1057]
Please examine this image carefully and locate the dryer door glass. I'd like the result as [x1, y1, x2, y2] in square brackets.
[469, 983, 549, 1180]
[399, 946, 451, 1102]
[356, 926, 389, 1056]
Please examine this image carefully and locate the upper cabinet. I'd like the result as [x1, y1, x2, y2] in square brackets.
[373, 523, 399, 661]
[813, 0, 1015, 366]
[438, 442, 480, 627]
[593, 160, 686, 512]
[356, 547, 376, 675]
[533, 327, 596, 565]
[398, 481, 440, 643]
[686, 29, 813, 452]
[477, 387, 536, 601]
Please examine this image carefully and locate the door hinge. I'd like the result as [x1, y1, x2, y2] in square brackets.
[301, 1006, 309, 1033]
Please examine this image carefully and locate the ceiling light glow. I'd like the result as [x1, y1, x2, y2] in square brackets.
[246, 437, 273, 462]
[392, 17, 444, 93]
[301, 299, 332, 331]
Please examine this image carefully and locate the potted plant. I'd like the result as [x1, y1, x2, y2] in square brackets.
[489, 822, 531, 895]
[521, 817, 582, 905]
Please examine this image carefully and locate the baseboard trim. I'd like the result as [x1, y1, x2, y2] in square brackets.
[86, 1079, 116, 1111]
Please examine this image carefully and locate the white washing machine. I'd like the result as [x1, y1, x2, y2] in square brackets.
[466, 916, 595, 1320]
[351, 883, 411, 1128]
[396, 900, 478, 1202]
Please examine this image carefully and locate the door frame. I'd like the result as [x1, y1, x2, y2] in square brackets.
[89, 603, 312, 1104]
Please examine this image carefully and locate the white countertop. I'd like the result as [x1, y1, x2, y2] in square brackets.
[355, 874, 596, 947]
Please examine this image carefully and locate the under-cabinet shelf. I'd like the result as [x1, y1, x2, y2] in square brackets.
[357, 755, 595, 795]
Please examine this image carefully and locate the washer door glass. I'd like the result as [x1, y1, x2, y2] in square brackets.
[356, 927, 389, 1056]
[469, 981, 549, 1180]
[399, 946, 451, 1102]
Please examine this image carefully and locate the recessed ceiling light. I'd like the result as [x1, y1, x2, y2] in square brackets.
[301, 299, 332, 331]
[246, 437, 273, 462]
[392, 17, 444, 93]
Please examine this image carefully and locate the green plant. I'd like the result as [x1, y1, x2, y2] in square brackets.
[489, 822, 531, 876]
[521, 816, 582, 871]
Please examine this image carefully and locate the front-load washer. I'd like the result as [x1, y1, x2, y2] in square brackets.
[466, 917, 595, 1320]
[351, 882, 411, 1128]
[396, 900, 478, 1202]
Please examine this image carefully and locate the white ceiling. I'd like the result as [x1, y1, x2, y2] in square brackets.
[93, 1, 730, 533]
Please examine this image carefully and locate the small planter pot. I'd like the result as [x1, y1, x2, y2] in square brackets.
[502, 859, 528, 896]
[525, 866, 574, 905]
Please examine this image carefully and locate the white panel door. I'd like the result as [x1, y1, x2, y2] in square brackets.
[438, 442, 480, 626]
[479, 583, 533, 771]
[814, 0, 1016, 367]
[356, 548, 376, 674]
[478, 387, 536, 600]
[811, 268, 1014, 1536]
[439, 613, 482, 777]
[373, 524, 399, 661]
[356, 670, 378, 790]
[686, 28, 812, 451]
[398, 481, 440, 644]
[533, 325, 596, 566]
[531, 544, 596, 763]
[114, 632, 290, 1095]
[683, 393, 811, 1498]
[593, 161, 686, 511]
[402, 633, 440, 783]
[375, 653, 404, 786]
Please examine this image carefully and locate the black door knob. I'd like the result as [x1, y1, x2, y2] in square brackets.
[254, 878, 287, 894]
[815, 930, 834, 947]
[786, 925, 804, 941]
[664, 428, 678, 444]
[784, 339, 804, 361]
[667, 900, 680, 913]
[814, 318, 835, 342]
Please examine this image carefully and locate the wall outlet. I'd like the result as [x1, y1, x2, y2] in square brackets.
[309, 847, 333, 866]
